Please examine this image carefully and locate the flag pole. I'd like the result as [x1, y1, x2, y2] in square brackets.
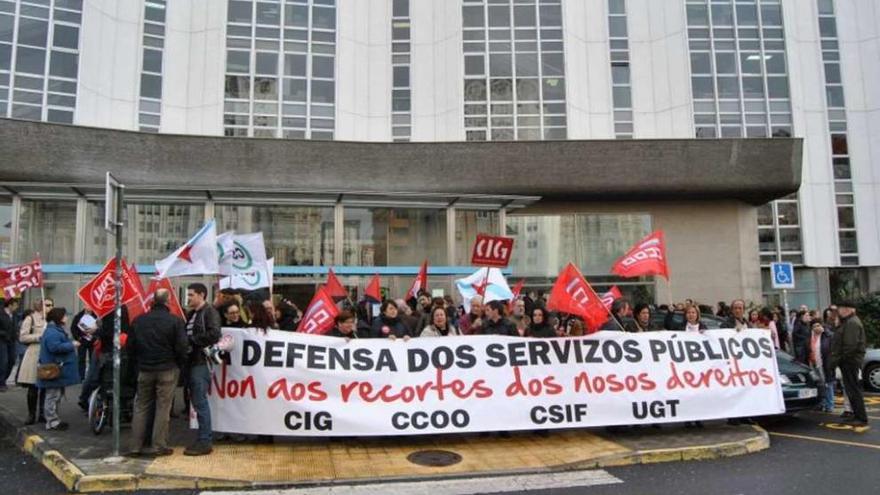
[35, 253, 47, 320]
[665, 276, 674, 308]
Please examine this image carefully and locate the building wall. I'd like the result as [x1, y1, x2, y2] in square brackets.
[837, 0, 880, 267]
[518, 200, 763, 304]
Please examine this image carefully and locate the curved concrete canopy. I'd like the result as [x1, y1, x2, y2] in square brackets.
[0, 118, 800, 205]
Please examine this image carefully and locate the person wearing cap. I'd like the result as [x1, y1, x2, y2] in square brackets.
[828, 300, 868, 427]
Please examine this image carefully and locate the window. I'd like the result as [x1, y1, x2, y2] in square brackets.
[343, 208, 447, 266]
[18, 200, 77, 264]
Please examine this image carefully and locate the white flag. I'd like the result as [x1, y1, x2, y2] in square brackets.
[218, 232, 268, 276]
[219, 258, 273, 291]
[455, 268, 514, 312]
[155, 220, 219, 278]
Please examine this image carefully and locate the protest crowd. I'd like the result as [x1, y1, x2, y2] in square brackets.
[0, 226, 869, 458]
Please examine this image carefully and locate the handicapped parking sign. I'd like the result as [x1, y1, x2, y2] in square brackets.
[770, 262, 795, 289]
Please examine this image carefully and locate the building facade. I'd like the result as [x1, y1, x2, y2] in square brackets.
[2, 0, 874, 311]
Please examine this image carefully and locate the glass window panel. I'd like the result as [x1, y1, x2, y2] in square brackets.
[464, 79, 486, 101]
[692, 76, 714, 99]
[757, 204, 773, 226]
[818, 0, 834, 15]
[283, 53, 306, 76]
[490, 78, 512, 101]
[690, 52, 711, 74]
[778, 228, 801, 252]
[541, 52, 564, 76]
[736, 4, 758, 26]
[686, 4, 708, 25]
[48, 51, 77, 78]
[140, 73, 161, 99]
[818, 17, 836, 38]
[145, 5, 165, 23]
[465, 55, 485, 76]
[506, 213, 651, 277]
[715, 52, 736, 74]
[18, 200, 76, 264]
[758, 228, 776, 252]
[17, 17, 48, 47]
[611, 64, 630, 84]
[711, 4, 733, 25]
[253, 77, 277, 100]
[777, 202, 799, 226]
[608, 17, 627, 37]
[824, 63, 841, 84]
[515, 78, 539, 100]
[256, 2, 280, 25]
[454, 210, 499, 265]
[312, 6, 335, 30]
[311, 79, 334, 103]
[228, 0, 252, 23]
[393, 65, 409, 87]
[343, 208, 447, 266]
[0, 13, 12, 43]
[837, 207, 855, 229]
[761, 4, 782, 26]
[0, 198, 9, 263]
[742, 77, 764, 98]
[15, 46, 46, 75]
[514, 5, 535, 26]
[740, 53, 762, 74]
[515, 53, 538, 76]
[717, 76, 739, 98]
[826, 86, 844, 107]
[765, 53, 786, 74]
[488, 5, 510, 27]
[225, 75, 250, 98]
[489, 53, 511, 77]
[541, 77, 565, 100]
[462, 6, 484, 28]
[831, 134, 848, 155]
[143, 48, 163, 73]
[226, 50, 249, 73]
[52, 24, 78, 49]
[612, 86, 631, 108]
[393, 0, 408, 18]
[255, 52, 278, 74]
[539, 4, 561, 26]
[0, 43, 11, 70]
[767, 76, 789, 98]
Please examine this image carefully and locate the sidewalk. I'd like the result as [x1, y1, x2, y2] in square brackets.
[0, 385, 769, 493]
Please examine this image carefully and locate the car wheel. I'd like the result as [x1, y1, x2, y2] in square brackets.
[865, 363, 880, 393]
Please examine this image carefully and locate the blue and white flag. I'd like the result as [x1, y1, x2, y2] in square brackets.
[455, 268, 514, 312]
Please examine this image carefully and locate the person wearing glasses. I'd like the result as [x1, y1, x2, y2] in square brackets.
[223, 303, 246, 328]
[18, 299, 52, 425]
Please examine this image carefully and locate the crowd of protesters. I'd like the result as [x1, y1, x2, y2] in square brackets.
[0, 285, 869, 457]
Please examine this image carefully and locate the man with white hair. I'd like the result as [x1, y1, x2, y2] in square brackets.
[394, 298, 419, 334]
[459, 295, 485, 335]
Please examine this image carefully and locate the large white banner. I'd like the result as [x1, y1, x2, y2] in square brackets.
[202, 329, 785, 436]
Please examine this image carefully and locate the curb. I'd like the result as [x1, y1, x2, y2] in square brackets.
[1, 406, 770, 493]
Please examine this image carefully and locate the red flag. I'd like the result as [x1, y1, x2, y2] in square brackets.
[600, 286, 623, 311]
[146, 278, 186, 320]
[77, 258, 144, 319]
[610, 230, 669, 280]
[364, 274, 382, 303]
[406, 260, 428, 300]
[297, 287, 339, 335]
[0, 257, 44, 299]
[547, 263, 608, 331]
[508, 279, 525, 311]
[324, 268, 348, 301]
[122, 261, 148, 322]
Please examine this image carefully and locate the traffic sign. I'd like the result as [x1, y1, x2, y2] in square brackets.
[770, 262, 795, 289]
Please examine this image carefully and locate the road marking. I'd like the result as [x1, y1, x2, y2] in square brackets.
[201, 470, 623, 495]
[768, 431, 879, 450]
[813, 411, 880, 420]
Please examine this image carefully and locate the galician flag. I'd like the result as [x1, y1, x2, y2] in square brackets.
[155, 220, 220, 278]
[455, 268, 514, 312]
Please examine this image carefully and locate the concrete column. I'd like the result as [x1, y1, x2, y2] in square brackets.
[74, 197, 88, 264]
[333, 202, 344, 265]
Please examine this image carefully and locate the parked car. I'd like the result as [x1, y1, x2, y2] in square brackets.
[775, 350, 821, 413]
[864, 348, 880, 392]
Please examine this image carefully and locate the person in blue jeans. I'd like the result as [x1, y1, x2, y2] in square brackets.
[183, 283, 221, 456]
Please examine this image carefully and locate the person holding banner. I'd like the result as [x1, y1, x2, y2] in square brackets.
[459, 296, 485, 335]
[183, 283, 222, 456]
[327, 311, 365, 339]
[421, 306, 461, 337]
[723, 299, 748, 331]
[482, 301, 517, 336]
[683, 304, 707, 333]
[527, 307, 556, 338]
[18, 299, 51, 425]
[370, 300, 411, 340]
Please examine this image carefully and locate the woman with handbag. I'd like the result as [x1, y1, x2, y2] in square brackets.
[36, 307, 80, 431]
[17, 299, 51, 425]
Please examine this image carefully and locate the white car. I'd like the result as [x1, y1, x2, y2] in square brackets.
[864, 348, 880, 392]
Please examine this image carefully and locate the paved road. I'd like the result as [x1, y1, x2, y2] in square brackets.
[1, 394, 877, 494]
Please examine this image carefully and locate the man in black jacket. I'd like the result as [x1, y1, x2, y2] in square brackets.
[829, 301, 868, 427]
[482, 300, 518, 336]
[126, 290, 188, 457]
[0, 299, 19, 392]
[183, 283, 221, 456]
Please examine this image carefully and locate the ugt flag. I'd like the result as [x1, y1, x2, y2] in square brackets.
[547, 263, 608, 331]
[218, 231, 268, 276]
[406, 260, 428, 301]
[610, 230, 669, 280]
[155, 220, 219, 278]
[455, 268, 514, 312]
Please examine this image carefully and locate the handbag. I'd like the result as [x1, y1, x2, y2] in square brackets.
[37, 363, 62, 381]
